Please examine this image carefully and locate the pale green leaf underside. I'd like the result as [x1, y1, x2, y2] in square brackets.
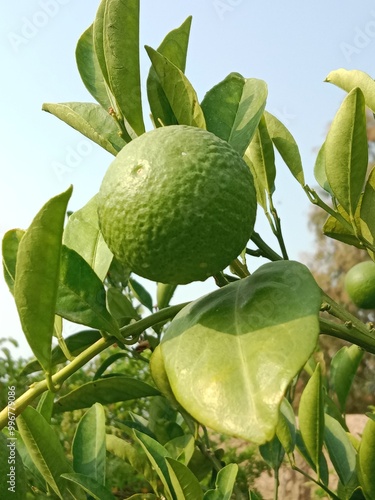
[326, 68, 375, 114]
[161, 261, 321, 444]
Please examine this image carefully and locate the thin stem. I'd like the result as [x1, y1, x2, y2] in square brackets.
[292, 465, 340, 500]
[249, 232, 283, 262]
[269, 196, 289, 260]
[0, 302, 189, 430]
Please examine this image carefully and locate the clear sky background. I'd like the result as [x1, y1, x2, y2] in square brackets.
[1, 0, 375, 357]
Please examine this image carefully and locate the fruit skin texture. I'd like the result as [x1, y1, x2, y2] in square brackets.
[97, 124, 257, 284]
[344, 260, 375, 309]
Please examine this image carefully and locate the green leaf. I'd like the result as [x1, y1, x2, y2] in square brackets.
[0, 432, 27, 500]
[129, 277, 153, 312]
[245, 114, 276, 196]
[93, 352, 128, 380]
[75, 24, 111, 110]
[145, 45, 206, 129]
[14, 186, 72, 374]
[325, 87, 368, 216]
[72, 403, 106, 485]
[21, 330, 102, 375]
[161, 260, 321, 444]
[2, 228, 25, 294]
[42, 102, 126, 155]
[164, 434, 195, 465]
[166, 457, 203, 500]
[276, 398, 296, 455]
[62, 473, 115, 500]
[126, 495, 157, 500]
[36, 391, 55, 423]
[264, 111, 305, 186]
[313, 142, 332, 195]
[106, 434, 158, 491]
[133, 430, 175, 499]
[323, 204, 362, 249]
[324, 413, 356, 486]
[16, 406, 84, 499]
[148, 396, 183, 445]
[54, 376, 159, 412]
[93, 0, 110, 86]
[204, 464, 238, 500]
[147, 16, 192, 128]
[330, 345, 364, 414]
[360, 166, 375, 258]
[103, 0, 145, 135]
[106, 288, 139, 327]
[56, 245, 119, 336]
[63, 194, 113, 282]
[259, 435, 284, 470]
[157, 283, 178, 310]
[295, 430, 329, 486]
[358, 416, 375, 500]
[201, 73, 267, 157]
[298, 364, 325, 478]
[325, 69, 375, 113]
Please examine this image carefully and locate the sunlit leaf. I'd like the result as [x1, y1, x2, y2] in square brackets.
[166, 457, 203, 499]
[2, 228, 25, 295]
[63, 194, 113, 281]
[161, 260, 321, 444]
[323, 204, 362, 249]
[147, 16, 192, 128]
[360, 166, 375, 259]
[204, 464, 238, 500]
[145, 45, 206, 129]
[264, 111, 304, 186]
[325, 69, 375, 113]
[325, 88, 368, 216]
[103, 0, 145, 135]
[201, 73, 267, 157]
[42, 102, 125, 155]
[358, 416, 375, 499]
[75, 24, 111, 110]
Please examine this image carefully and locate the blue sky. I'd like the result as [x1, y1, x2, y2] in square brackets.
[2, 0, 375, 356]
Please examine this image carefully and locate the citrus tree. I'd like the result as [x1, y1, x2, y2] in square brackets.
[1, 1, 375, 499]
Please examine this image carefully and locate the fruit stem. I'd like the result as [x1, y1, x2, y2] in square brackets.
[249, 232, 283, 262]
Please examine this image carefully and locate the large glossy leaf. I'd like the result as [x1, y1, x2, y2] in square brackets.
[330, 345, 363, 414]
[166, 457, 203, 500]
[324, 413, 356, 486]
[201, 73, 267, 157]
[75, 24, 111, 110]
[358, 416, 375, 500]
[147, 16, 192, 128]
[264, 111, 304, 186]
[204, 464, 238, 500]
[2, 228, 25, 294]
[325, 69, 375, 113]
[63, 194, 113, 282]
[0, 432, 27, 499]
[360, 166, 375, 257]
[42, 102, 126, 155]
[103, 0, 145, 136]
[325, 88, 368, 216]
[14, 186, 72, 374]
[21, 330, 102, 375]
[56, 245, 119, 336]
[62, 473, 115, 500]
[54, 376, 159, 412]
[298, 364, 325, 478]
[16, 406, 84, 499]
[145, 46, 206, 129]
[245, 114, 276, 196]
[161, 260, 321, 444]
[72, 403, 106, 485]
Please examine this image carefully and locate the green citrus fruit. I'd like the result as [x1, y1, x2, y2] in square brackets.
[98, 125, 256, 284]
[344, 260, 375, 309]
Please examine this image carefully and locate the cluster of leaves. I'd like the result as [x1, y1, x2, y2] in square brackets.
[1, 0, 375, 498]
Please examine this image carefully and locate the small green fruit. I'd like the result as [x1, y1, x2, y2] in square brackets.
[344, 261, 375, 309]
